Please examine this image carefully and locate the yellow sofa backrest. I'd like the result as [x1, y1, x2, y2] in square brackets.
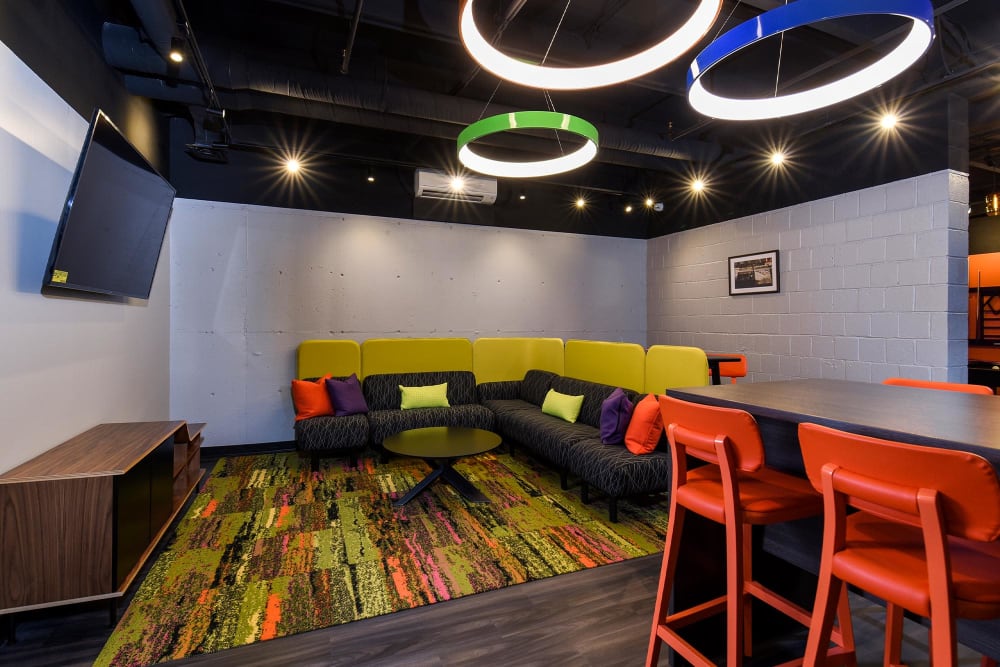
[564, 340, 645, 391]
[472, 337, 565, 383]
[360, 338, 473, 376]
[297, 339, 361, 379]
[645, 345, 709, 393]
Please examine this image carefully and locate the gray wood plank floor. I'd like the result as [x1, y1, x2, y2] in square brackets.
[1, 551, 982, 667]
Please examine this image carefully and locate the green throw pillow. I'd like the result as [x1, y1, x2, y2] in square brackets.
[399, 382, 450, 409]
[541, 389, 585, 423]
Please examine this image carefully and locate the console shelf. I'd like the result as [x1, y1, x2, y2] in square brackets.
[0, 421, 205, 614]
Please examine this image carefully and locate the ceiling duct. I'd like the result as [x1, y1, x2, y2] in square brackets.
[103, 25, 736, 170]
[415, 169, 497, 204]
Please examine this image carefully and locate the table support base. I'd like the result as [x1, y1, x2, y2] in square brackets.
[393, 459, 488, 506]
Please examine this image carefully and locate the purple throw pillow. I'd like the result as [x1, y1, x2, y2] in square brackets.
[325, 373, 369, 416]
[600, 387, 634, 445]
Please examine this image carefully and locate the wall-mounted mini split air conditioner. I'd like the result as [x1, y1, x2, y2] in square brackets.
[414, 168, 497, 205]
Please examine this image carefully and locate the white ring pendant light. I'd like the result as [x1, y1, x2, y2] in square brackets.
[687, 0, 935, 121]
[460, 0, 723, 90]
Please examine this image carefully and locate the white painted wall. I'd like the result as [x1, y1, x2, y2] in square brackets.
[647, 170, 969, 383]
[0, 42, 170, 473]
[169, 200, 647, 447]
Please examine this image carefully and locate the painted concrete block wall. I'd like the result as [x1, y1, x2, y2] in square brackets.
[647, 170, 968, 383]
[169, 200, 647, 447]
[0, 42, 170, 473]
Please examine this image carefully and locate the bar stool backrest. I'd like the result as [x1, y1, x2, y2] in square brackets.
[882, 377, 994, 395]
[799, 422, 1000, 542]
[660, 394, 765, 472]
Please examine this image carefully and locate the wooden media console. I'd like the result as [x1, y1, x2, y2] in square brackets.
[0, 421, 204, 615]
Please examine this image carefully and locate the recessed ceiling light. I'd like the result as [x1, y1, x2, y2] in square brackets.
[691, 178, 706, 193]
[575, 197, 587, 209]
[168, 50, 184, 63]
[645, 197, 655, 208]
[770, 151, 786, 166]
[285, 159, 301, 174]
[625, 204, 634, 213]
[880, 113, 899, 129]
[518, 191, 526, 201]
[366, 168, 375, 183]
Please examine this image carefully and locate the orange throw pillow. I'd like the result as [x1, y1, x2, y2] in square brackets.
[291, 375, 334, 421]
[624, 393, 663, 455]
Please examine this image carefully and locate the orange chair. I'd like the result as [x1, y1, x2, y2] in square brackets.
[708, 353, 748, 384]
[882, 377, 994, 395]
[798, 423, 1000, 667]
[647, 396, 854, 667]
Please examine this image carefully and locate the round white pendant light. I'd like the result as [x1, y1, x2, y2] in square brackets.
[457, 111, 599, 178]
[460, 0, 723, 90]
[687, 0, 935, 121]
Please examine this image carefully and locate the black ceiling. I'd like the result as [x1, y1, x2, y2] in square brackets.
[87, 1, 1000, 235]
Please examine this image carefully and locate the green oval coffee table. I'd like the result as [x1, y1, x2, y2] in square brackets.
[382, 426, 501, 506]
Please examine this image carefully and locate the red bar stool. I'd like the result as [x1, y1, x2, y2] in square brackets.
[798, 423, 1000, 667]
[882, 377, 994, 395]
[647, 395, 854, 667]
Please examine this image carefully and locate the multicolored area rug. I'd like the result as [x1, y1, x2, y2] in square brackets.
[96, 450, 667, 666]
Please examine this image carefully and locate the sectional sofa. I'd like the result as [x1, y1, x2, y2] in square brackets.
[292, 337, 709, 520]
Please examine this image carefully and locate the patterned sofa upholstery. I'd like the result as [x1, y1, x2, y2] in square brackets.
[479, 370, 672, 522]
[363, 371, 495, 453]
[294, 376, 370, 470]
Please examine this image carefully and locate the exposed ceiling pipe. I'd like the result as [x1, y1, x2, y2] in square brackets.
[106, 25, 732, 166]
[127, 0, 180, 58]
[340, 0, 365, 75]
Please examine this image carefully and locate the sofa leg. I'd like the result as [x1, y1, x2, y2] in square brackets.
[349, 450, 358, 469]
[310, 451, 320, 473]
[608, 497, 619, 523]
[580, 481, 590, 504]
[560, 470, 568, 490]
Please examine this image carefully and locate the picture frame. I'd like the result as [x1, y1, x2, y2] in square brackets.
[729, 250, 780, 295]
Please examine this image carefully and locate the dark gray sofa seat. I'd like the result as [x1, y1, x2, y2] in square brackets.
[480, 368, 670, 522]
[363, 370, 495, 447]
[293, 376, 370, 469]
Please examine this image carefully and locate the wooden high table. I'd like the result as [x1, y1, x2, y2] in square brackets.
[666, 379, 1000, 661]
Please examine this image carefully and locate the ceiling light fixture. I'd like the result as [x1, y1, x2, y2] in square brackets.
[687, 0, 935, 121]
[645, 197, 655, 208]
[518, 191, 526, 201]
[575, 197, 587, 209]
[459, 0, 723, 90]
[625, 204, 634, 213]
[770, 151, 786, 166]
[986, 193, 1000, 217]
[691, 178, 706, 193]
[457, 111, 599, 178]
[880, 113, 899, 129]
[450, 176, 466, 192]
[285, 158, 301, 174]
[366, 167, 376, 183]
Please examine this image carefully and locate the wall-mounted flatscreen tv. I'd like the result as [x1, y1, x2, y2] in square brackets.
[43, 109, 176, 299]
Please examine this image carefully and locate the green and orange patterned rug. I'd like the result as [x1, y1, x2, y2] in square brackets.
[96, 450, 667, 666]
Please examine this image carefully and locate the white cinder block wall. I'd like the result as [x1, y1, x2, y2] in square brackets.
[647, 170, 969, 383]
[169, 200, 647, 447]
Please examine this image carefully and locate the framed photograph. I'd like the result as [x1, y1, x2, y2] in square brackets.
[729, 250, 780, 295]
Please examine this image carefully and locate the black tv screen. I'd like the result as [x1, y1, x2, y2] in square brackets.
[44, 109, 176, 299]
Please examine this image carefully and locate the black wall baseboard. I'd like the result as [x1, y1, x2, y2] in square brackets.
[201, 441, 297, 462]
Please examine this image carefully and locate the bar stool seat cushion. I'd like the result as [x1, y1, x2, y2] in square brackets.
[835, 513, 1000, 615]
[676, 465, 822, 524]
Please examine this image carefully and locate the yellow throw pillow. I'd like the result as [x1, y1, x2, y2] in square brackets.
[399, 382, 450, 409]
[541, 389, 585, 423]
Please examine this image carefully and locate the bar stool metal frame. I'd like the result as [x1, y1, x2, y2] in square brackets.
[647, 395, 854, 667]
[799, 422, 1000, 667]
